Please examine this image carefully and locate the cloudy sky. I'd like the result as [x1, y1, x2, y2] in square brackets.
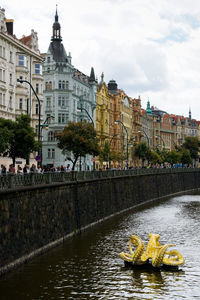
[2, 0, 200, 120]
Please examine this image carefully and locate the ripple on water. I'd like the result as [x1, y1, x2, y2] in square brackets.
[1, 194, 200, 299]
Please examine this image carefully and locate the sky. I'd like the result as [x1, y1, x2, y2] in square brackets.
[2, 0, 200, 120]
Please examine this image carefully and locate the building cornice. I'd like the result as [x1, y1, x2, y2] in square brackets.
[0, 32, 43, 61]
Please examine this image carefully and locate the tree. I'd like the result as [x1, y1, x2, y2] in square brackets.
[166, 150, 181, 167]
[99, 141, 110, 165]
[183, 136, 200, 160]
[180, 149, 192, 166]
[56, 121, 100, 170]
[0, 124, 13, 154]
[0, 115, 40, 165]
[134, 142, 151, 166]
[148, 150, 162, 165]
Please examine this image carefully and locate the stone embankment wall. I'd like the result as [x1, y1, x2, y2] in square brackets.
[0, 170, 200, 275]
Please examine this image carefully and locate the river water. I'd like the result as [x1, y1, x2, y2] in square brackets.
[1, 193, 200, 299]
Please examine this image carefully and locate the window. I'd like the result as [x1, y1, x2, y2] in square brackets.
[35, 103, 39, 115]
[58, 96, 61, 106]
[35, 63, 42, 74]
[18, 55, 27, 67]
[36, 83, 39, 94]
[48, 131, 54, 142]
[26, 98, 29, 114]
[62, 80, 65, 89]
[52, 149, 55, 159]
[59, 80, 62, 89]
[9, 96, 12, 109]
[46, 97, 51, 108]
[9, 51, 13, 62]
[58, 113, 68, 123]
[45, 81, 52, 90]
[19, 98, 23, 110]
[47, 67, 50, 73]
[0, 46, 5, 58]
[9, 73, 12, 85]
[47, 57, 50, 63]
[48, 149, 51, 159]
[0, 69, 5, 81]
[58, 96, 68, 107]
[0, 93, 5, 106]
[47, 148, 55, 159]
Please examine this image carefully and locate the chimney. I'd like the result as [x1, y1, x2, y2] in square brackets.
[6, 19, 14, 35]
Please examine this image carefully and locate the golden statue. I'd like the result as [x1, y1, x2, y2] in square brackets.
[120, 233, 184, 268]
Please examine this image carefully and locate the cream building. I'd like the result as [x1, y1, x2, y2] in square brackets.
[0, 8, 43, 169]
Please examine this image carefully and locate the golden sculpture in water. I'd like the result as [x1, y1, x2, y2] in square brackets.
[120, 233, 184, 268]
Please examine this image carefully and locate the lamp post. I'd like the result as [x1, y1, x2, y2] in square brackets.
[77, 104, 95, 170]
[17, 78, 41, 142]
[77, 106, 94, 127]
[115, 120, 129, 169]
[155, 135, 165, 150]
[138, 130, 150, 146]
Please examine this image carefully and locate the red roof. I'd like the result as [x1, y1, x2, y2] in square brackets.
[19, 35, 31, 47]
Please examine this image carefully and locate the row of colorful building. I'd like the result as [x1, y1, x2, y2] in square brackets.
[0, 7, 199, 170]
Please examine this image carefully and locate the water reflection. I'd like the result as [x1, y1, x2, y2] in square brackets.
[1, 193, 200, 299]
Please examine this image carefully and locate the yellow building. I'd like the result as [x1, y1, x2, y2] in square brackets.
[95, 73, 110, 168]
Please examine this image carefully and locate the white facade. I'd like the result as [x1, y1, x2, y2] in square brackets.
[0, 8, 43, 169]
[42, 10, 97, 170]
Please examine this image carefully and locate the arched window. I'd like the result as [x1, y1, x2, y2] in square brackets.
[66, 81, 69, 89]
[49, 82, 52, 90]
[62, 80, 65, 89]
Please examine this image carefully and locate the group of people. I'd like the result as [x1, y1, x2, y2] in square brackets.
[0, 163, 72, 175]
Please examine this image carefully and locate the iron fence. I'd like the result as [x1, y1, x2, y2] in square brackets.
[0, 168, 199, 190]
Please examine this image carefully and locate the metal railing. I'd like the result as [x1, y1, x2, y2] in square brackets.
[0, 168, 199, 191]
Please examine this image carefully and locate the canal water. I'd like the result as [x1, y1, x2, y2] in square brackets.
[1, 193, 200, 299]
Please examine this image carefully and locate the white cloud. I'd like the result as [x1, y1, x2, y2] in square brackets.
[2, 0, 200, 119]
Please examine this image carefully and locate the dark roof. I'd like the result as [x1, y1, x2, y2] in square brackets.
[48, 41, 68, 62]
[89, 67, 95, 82]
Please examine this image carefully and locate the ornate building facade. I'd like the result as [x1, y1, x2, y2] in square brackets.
[42, 9, 97, 169]
[0, 8, 43, 168]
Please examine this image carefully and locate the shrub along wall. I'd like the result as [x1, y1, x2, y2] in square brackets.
[0, 170, 200, 275]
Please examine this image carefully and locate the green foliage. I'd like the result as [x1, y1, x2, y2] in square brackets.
[166, 150, 181, 166]
[183, 136, 200, 159]
[56, 121, 100, 170]
[134, 142, 151, 166]
[110, 151, 122, 163]
[99, 140, 110, 163]
[148, 150, 162, 164]
[134, 142, 149, 160]
[0, 115, 39, 165]
[0, 124, 13, 154]
[180, 149, 192, 165]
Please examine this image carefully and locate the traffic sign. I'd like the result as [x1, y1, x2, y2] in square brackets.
[35, 155, 41, 162]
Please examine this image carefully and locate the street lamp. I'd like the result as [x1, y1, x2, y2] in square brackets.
[77, 104, 95, 170]
[155, 135, 165, 150]
[114, 120, 129, 169]
[17, 78, 41, 142]
[138, 130, 150, 146]
[77, 106, 94, 127]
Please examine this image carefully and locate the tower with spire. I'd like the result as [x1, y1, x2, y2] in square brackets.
[42, 7, 97, 170]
